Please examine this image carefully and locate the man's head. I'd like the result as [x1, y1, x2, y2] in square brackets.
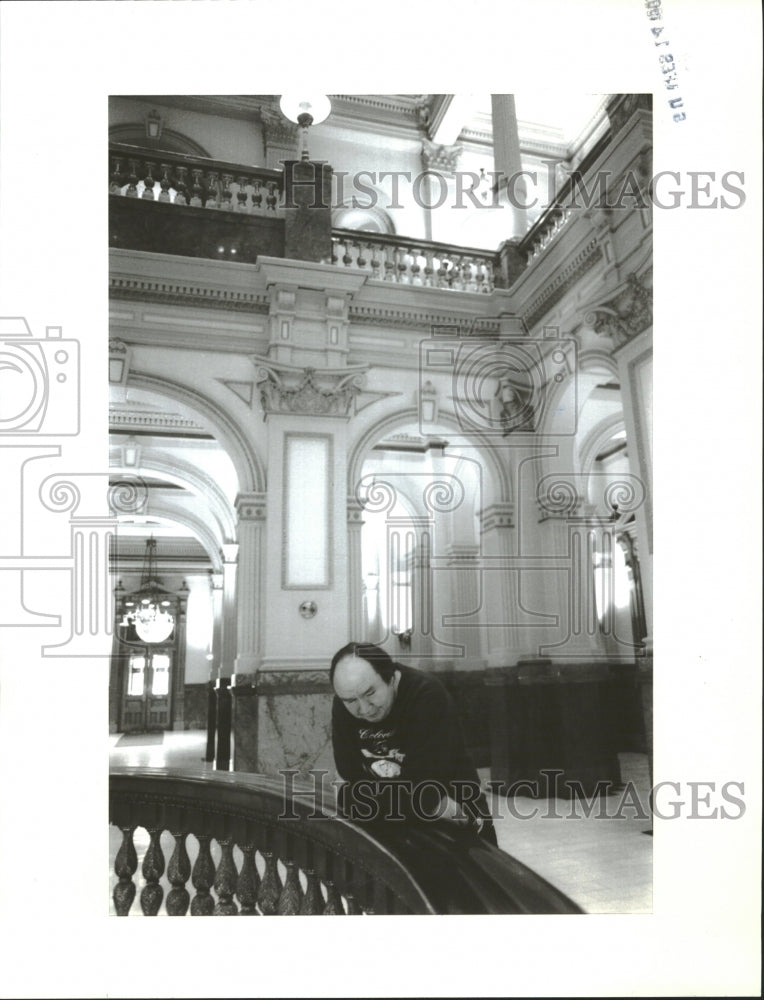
[330, 642, 400, 723]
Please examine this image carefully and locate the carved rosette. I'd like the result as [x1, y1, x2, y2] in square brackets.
[251, 356, 368, 419]
[583, 271, 652, 350]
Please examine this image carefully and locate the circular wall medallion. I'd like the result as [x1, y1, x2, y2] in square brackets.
[298, 601, 317, 619]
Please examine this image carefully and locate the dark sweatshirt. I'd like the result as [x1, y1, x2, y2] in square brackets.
[332, 663, 493, 836]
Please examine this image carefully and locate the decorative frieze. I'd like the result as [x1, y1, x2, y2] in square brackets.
[251, 356, 368, 418]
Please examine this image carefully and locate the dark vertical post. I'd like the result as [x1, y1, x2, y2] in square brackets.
[215, 677, 232, 771]
[204, 679, 216, 762]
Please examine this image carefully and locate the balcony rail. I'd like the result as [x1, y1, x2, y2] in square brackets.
[109, 143, 284, 216]
[330, 229, 497, 293]
[110, 767, 583, 915]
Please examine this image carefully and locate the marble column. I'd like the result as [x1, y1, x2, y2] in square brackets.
[441, 543, 482, 667]
[490, 94, 527, 237]
[478, 502, 524, 665]
[215, 544, 238, 770]
[171, 587, 188, 730]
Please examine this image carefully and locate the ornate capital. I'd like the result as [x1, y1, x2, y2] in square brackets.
[260, 109, 299, 150]
[251, 356, 368, 418]
[479, 503, 515, 532]
[235, 491, 267, 521]
[583, 271, 652, 349]
[421, 139, 463, 174]
[347, 496, 365, 526]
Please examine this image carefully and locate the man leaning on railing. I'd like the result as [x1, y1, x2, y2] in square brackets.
[330, 641, 497, 844]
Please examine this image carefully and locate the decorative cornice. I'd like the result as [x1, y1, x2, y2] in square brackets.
[251, 356, 368, 418]
[522, 238, 603, 330]
[110, 276, 270, 313]
[348, 303, 501, 334]
[109, 407, 209, 434]
[583, 271, 652, 349]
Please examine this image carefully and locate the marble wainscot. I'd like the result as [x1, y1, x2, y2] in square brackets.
[231, 669, 335, 779]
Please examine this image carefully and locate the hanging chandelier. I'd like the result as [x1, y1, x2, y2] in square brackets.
[120, 536, 175, 643]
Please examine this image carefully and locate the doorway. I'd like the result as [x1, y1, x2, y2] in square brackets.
[121, 648, 173, 731]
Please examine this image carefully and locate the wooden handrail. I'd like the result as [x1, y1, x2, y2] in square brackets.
[110, 767, 583, 915]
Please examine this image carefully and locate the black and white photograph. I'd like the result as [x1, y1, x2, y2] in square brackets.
[0, 2, 760, 998]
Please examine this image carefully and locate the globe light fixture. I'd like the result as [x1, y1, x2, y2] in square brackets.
[120, 536, 175, 643]
[279, 94, 331, 160]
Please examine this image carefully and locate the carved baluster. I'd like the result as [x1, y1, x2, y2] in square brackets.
[257, 851, 282, 915]
[165, 830, 191, 915]
[299, 870, 323, 914]
[330, 239, 339, 266]
[342, 238, 353, 268]
[423, 249, 435, 287]
[190, 833, 215, 915]
[462, 257, 475, 292]
[410, 250, 422, 285]
[204, 171, 220, 209]
[437, 257, 450, 288]
[265, 181, 279, 212]
[236, 175, 250, 213]
[236, 844, 260, 915]
[484, 259, 494, 292]
[370, 244, 382, 280]
[343, 859, 360, 914]
[383, 245, 396, 281]
[113, 825, 137, 916]
[213, 836, 239, 915]
[396, 246, 409, 283]
[141, 162, 157, 201]
[356, 241, 368, 270]
[109, 156, 124, 194]
[140, 826, 165, 915]
[250, 178, 263, 213]
[189, 169, 204, 208]
[125, 159, 139, 198]
[276, 861, 303, 915]
[174, 166, 188, 206]
[220, 173, 234, 211]
[322, 879, 345, 915]
[157, 163, 173, 203]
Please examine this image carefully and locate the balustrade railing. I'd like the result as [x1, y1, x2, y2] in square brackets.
[110, 767, 583, 915]
[109, 143, 284, 216]
[330, 229, 497, 293]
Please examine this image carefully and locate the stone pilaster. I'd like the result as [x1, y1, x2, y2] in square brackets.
[234, 492, 267, 675]
[347, 496, 365, 641]
[478, 502, 522, 664]
[490, 94, 526, 237]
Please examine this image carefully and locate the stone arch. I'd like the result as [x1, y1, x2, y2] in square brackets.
[347, 406, 511, 507]
[109, 454, 238, 545]
[109, 123, 211, 157]
[126, 373, 266, 495]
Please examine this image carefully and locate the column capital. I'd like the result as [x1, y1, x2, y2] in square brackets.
[421, 138, 463, 174]
[235, 491, 267, 521]
[479, 503, 515, 532]
[251, 356, 368, 419]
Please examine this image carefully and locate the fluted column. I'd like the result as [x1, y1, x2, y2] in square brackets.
[234, 492, 267, 675]
[347, 497, 365, 641]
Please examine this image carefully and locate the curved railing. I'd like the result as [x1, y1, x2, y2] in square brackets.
[110, 767, 583, 915]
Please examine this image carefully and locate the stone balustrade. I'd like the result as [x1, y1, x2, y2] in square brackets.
[109, 143, 284, 216]
[330, 229, 497, 293]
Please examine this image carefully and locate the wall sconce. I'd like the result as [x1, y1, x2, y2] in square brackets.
[109, 339, 131, 387]
[419, 380, 438, 424]
[279, 95, 331, 161]
[121, 436, 141, 468]
[145, 109, 163, 140]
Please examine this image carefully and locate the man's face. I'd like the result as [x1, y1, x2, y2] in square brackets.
[333, 655, 399, 723]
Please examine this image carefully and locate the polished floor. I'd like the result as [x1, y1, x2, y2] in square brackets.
[109, 731, 652, 914]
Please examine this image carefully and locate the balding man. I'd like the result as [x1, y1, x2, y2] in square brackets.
[330, 641, 496, 843]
